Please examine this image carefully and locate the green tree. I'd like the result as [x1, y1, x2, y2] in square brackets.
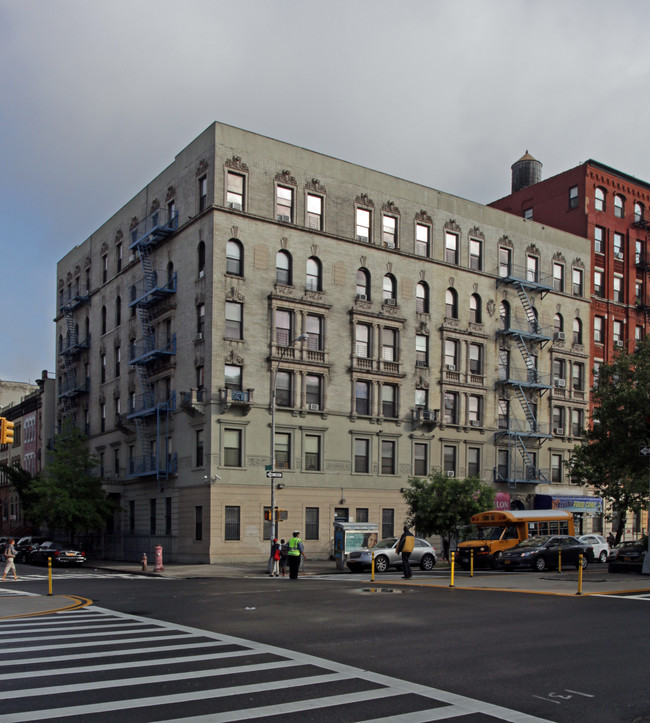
[402, 471, 495, 557]
[568, 339, 650, 544]
[0, 461, 40, 519]
[27, 423, 114, 543]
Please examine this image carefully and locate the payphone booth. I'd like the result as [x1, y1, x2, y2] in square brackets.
[333, 521, 379, 571]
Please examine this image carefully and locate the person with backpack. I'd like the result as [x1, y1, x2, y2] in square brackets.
[2, 538, 17, 582]
[396, 526, 415, 579]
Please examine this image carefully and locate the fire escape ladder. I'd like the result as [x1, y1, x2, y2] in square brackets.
[512, 385, 537, 431]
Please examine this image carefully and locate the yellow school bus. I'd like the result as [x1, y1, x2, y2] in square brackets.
[456, 509, 575, 569]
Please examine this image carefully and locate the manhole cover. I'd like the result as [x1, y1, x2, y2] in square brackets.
[359, 587, 406, 594]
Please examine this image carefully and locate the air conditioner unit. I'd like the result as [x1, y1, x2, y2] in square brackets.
[554, 331, 566, 341]
[356, 235, 369, 243]
[554, 378, 566, 388]
[355, 293, 367, 301]
[384, 242, 396, 249]
[308, 403, 320, 411]
[446, 470, 455, 478]
[195, 332, 204, 341]
[128, 254, 135, 263]
[415, 360, 428, 367]
[422, 410, 433, 420]
[446, 364, 456, 371]
[228, 202, 243, 210]
[554, 428, 564, 435]
[385, 298, 397, 306]
[615, 340, 624, 347]
[469, 420, 481, 427]
[615, 252, 624, 260]
[277, 214, 291, 222]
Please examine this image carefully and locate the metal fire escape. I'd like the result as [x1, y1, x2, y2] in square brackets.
[495, 263, 553, 487]
[634, 218, 650, 327]
[127, 206, 179, 480]
[58, 285, 91, 429]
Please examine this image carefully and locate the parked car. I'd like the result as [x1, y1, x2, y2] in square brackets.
[347, 537, 437, 573]
[608, 538, 648, 573]
[15, 536, 49, 564]
[578, 534, 610, 563]
[500, 535, 592, 572]
[30, 541, 86, 566]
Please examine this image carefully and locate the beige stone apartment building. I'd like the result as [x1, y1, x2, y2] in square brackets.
[55, 122, 594, 562]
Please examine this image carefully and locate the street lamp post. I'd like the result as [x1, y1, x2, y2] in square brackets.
[270, 333, 308, 544]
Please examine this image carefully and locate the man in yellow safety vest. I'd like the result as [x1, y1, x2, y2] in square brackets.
[287, 530, 305, 580]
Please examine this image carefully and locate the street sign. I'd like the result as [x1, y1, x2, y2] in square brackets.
[266, 470, 283, 478]
[265, 464, 272, 471]
[639, 447, 650, 457]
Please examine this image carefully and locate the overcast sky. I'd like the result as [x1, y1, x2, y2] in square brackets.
[1, 0, 648, 383]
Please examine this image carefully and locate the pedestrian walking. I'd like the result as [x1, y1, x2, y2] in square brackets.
[270, 538, 281, 577]
[2, 538, 18, 582]
[607, 531, 615, 548]
[279, 539, 288, 576]
[286, 531, 305, 580]
[396, 526, 414, 579]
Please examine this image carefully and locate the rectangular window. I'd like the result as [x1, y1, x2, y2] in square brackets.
[356, 324, 370, 358]
[198, 175, 207, 212]
[307, 194, 323, 230]
[225, 506, 240, 540]
[443, 445, 456, 476]
[225, 302, 243, 339]
[276, 370, 292, 407]
[444, 392, 458, 424]
[195, 506, 203, 541]
[445, 231, 458, 264]
[275, 309, 293, 347]
[569, 185, 579, 209]
[594, 316, 604, 343]
[305, 435, 321, 471]
[498, 247, 512, 277]
[226, 171, 245, 210]
[613, 275, 623, 303]
[468, 395, 482, 425]
[382, 508, 394, 539]
[497, 449, 509, 480]
[416, 223, 430, 256]
[356, 208, 371, 242]
[102, 254, 108, 284]
[355, 508, 369, 523]
[224, 364, 242, 391]
[305, 507, 319, 539]
[305, 374, 322, 409]
[382, 384, 397, 418]
[197, 303, 205, 335]
[594, 270, 604, 297]
[572, 362, 584, 391]
[415, 334, 428, 367]
[572, 268, 584, 296]
[469, 238, 483, 270]
[355, 380, 370, 415]
[469, 343, 483, 374]
[571, 409, 584, 437]
[526, 255, 539, 283]
[414, 442, 428, 476]
[275, 432, 291, 469]
[381, 440, 396, 475]
[116, 243, 122, 273]
[305, 314, 323, 351]
[224, 429, 242, 467]
[382, 215, 397, 248]
[354, 438, 370, 473]
[467, 447, 480, 477]
[150, 499, 156, 535]
[613, 319, 623, 343]
[276, 185, 293, 222]
[444, 339, 458, 369]
[594, 226, 605, 254]
[551, 454, 563, 483]
[614, 232, 624, 260]
[195, 429, 204, 467]
[381, 328, 397, 361]
[553, 262, 564, 292]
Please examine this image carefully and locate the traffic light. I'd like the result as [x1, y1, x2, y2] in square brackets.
[0, 418, 14, 445]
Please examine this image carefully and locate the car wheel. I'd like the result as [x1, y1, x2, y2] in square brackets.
[419, 553, 435, 571]
[374, 555, 390, 573]
[576, 555, 588, 570]
[599, 550, 608, 563]
[492, 552, 502, 569]
[534, 556, 547, 572]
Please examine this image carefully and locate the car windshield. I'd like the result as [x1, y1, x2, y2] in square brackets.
[459, 525, 504, 541]
[516, 536, 551, 548]
[373, 538, 397, 550]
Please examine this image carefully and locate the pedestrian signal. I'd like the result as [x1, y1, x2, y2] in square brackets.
[0, 418, 14, 445]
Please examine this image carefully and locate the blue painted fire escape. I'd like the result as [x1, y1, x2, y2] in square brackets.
[495, 263, 553, 487]
[127, 206, 179, 480]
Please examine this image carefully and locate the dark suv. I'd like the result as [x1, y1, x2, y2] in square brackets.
[15, 536, 49, 563]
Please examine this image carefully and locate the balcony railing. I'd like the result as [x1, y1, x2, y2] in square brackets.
[496, 263, 553, 291]
[59, 287, 90, 312]
[58, 376, 90, 398]
[127, 391, 176, 420]
[59, 334, 91, 357]
[129, 335, 176, 366]
[128, 452, 178, 478]
[129, 272, 177, 308]
[130, 208, 179, 249]
[497, 367, 552, 389]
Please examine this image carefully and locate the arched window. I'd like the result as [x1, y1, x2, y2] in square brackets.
[416, 282, 429, 314]
[356, 268, 370, 299]
[58, 333, 63, 354]
[115, 296, 121, 327]
[554, 313, 564, 334]
[499, 300, 510, 331]
[383, 274, 397, 302]
[226, 239, 243, 276]
[470, 293, 482, 324]
[167, 262, 174, 287]
[101, 305, 107, 335]
[635, 202, 644, 224]
[573, 318, 583, 345]
[276, 250, 292, 285]
[614, 194, 625, 218]
[306, 257, 322, 291]
[197, 241, 205, 278]
[445, 288, 458, 319]
[595, 187, 606, 212]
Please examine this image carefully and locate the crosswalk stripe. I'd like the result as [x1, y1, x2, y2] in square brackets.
[3, 631, 198, 654]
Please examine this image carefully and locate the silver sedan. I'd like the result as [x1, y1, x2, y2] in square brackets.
[347, 537, 437, 573]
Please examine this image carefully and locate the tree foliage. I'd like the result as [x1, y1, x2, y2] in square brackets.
[402, 471, 495, 541]
[26, 423, 114, 543]
[568, 338, 650, 544]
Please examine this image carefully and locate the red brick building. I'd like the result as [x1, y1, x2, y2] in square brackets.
[490, 155, 650, 393]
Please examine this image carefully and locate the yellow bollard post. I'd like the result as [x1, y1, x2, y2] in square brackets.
[450, 551, 455, 587]
[470, 549, 474, 577]
[576, 553, 583, 595]
[558, 548, 562, 574]
[48, 557, 53, 596]
[371, 551, 375, 582]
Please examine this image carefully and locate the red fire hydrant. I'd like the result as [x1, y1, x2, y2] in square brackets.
[154, 545, 164, 572]
[141, 553, 148, 572]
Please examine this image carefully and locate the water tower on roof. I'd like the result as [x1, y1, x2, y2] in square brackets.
[511, 151, 542, 193]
